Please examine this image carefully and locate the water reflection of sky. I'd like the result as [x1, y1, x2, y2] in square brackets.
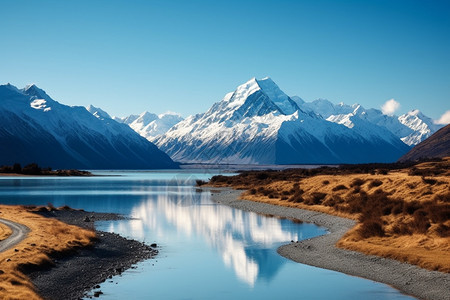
[101, 188, 324, 286]
[0, 172, 415, 299]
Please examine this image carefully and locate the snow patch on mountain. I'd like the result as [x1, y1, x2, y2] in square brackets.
[156, 77, 410, 164]
[115, 111, 184, 141]
[86, 104, 112, 120]
[298, 98, 442, 146]
[0, 84, 177, 169]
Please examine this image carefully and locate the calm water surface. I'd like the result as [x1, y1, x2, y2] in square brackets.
[0, 171, 414, 299]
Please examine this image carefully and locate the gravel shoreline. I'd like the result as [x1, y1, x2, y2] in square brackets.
[25, 210, 158, 300]
[209, 188, 450, 300]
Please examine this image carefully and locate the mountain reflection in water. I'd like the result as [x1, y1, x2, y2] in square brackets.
[104, 187, 324, 286]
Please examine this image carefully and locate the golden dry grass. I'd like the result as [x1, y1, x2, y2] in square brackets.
[210, 158, 450, 273]
[0, 222, 12, 241]
[0, 205, 96, 299]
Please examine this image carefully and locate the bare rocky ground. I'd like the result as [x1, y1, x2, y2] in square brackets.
[25, 209, 158, 300]
[209, 188, 450, 300]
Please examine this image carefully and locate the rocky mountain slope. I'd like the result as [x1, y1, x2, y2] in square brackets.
[399, 124, 450, 161]
[155, 77, 411, 164]
[0, 84, 177, 169]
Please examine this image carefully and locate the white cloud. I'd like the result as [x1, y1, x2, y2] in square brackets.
[434, 110, 450, 125]
[381, 99, 400, 116]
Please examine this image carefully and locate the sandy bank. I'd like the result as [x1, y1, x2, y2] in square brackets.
[209, 188, 450, 300]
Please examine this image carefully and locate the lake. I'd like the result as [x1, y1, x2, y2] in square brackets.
[0, 171, 415, 299]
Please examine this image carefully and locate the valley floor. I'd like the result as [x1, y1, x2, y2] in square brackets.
[209, 188, 450, 300]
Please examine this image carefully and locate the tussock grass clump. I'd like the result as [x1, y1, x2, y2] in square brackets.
[368, 179, 383, 188]
[350, 178, 366, 187]
[332, 184, 348, 191]
[421, 177, 437, 185]
[358, 218, 385, 238]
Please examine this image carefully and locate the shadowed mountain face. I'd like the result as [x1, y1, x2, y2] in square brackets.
[155, 77, 410, 164]
[399, 124, 450, 161]
[0, 84, 177, 169]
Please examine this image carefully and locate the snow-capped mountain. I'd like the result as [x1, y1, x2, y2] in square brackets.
[114, 111, 184, 141]
[0, 83, 177, 169]
[298, 99, 442, 146]
[155, 77, 410, 164]
[113, 114, 139, 124]
[86, 104, 112, 120]
[397, 110, 442, 145]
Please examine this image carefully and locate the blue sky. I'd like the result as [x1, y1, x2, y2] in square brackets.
[1, 0, 449, 121]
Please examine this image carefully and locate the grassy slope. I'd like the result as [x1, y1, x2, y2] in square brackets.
[0, 205, 96, 300]
[209, 158, 450, 273]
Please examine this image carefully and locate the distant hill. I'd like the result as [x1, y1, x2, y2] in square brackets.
[398, 124, 450, 161]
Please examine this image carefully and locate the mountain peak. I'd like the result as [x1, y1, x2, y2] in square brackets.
[240, 77, 299, 115]
[407, 109, 422, 117]
[86, 105, 112, 120]
[21, 84, 52, 101]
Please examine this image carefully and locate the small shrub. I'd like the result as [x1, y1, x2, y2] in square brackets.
[421, 177, 437, 185]
[406, 183, 416, 189]
[412, 209, 431, 234]
[332, 184, 348, 191]
[359, 219, 384, 238]
[435, 224, 450, 237]
[392, 224, 412, 235]
[369, 179, 383, 188]
[308, 192, 327, 205]
[351, 178, 366, 187]
[352, 186, 361, 194]
[403, 201, 421, 215]
[433, 193, 450, 203]
[195, 179, 207, 186]
[322, 180, 330, 185]
[256, 172, 269, 180]
[377, 169, 389, 175]
[262, 189, 271, 196]
[291, 195, 304, 203]
[392, 202, 403, 215]
[249, 188, 257, 195]
[427, 203, 450, 223]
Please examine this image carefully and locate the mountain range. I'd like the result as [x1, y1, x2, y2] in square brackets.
[114, 111, 183, 141]
[0, 84, 177, 169]
[153, 77, 414, 164]
[108, 78, 442, 164]
[1, 78, 444, 168]
[295, 98, 441, 146]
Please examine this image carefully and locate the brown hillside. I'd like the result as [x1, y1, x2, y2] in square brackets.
[399, 124, 450, 162]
